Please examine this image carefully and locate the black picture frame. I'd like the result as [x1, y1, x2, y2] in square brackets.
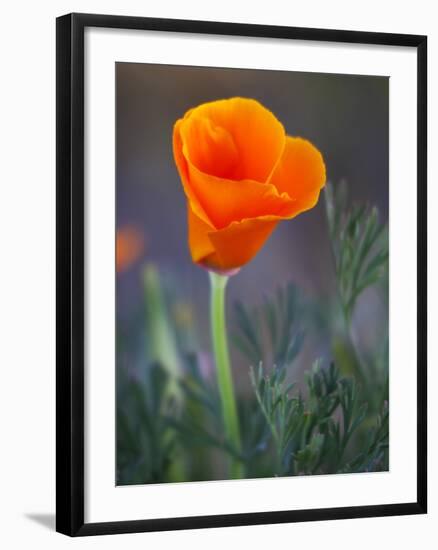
[56, 12, 427, 537]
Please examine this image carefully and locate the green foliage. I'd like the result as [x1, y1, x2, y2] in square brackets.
[116, 182, 390, 485]
[232, 301, 263, 366]
[343, 403, 389, 473]
[233, 283, 304, 368]
[325, 182, 389, 414]
[143, 264, 182, 400]
[249, 362, 304, 475]
[167, 354, 231, 455]
[117, 363, 178, 485]
[325, 181, 388, 323]
[117, 358, 389, 484]
[249, 362, 386, 476]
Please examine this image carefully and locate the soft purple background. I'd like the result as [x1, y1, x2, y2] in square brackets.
[116, 63, 388, 384]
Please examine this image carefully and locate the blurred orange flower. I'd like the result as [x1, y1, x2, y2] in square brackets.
[116, 226, 144, 272]
[173, 97, 326, 272]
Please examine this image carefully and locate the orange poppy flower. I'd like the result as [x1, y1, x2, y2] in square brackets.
[116, 226, 144, 272]
[173, 97, 326, 272]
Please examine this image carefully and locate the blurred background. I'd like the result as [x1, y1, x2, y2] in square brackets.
[116, 62, 389, 484]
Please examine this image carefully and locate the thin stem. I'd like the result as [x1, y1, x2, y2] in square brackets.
[323, 196, 367, 389]
[250, 373, 282, 475]
[249, 367, 280, 445]
[143, 264, 182, 402]
[209, 271, 243, 479]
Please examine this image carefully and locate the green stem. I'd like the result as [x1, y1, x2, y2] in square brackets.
[323, 198, 367, 389]
[209, 272, 243, 479]
[143, 264, 182, 403]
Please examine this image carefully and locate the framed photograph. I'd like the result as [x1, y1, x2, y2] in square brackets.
[56, 13, 427, 536]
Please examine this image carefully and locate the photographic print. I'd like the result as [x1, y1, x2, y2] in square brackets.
[116, 63, 389, 486]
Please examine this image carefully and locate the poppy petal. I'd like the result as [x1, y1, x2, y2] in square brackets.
[187, 204, 216, 264]
[183, 157, 296, 229]
[179, 114, 239, 180]
[187, 206, 279, 271]
[181, 98, 286, 183]
[207, 216, 279, 270]
[269, 136, 326, 214]
[173, 119, 213, 226]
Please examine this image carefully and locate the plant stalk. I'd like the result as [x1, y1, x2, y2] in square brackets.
[209, 271, 243, 479]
